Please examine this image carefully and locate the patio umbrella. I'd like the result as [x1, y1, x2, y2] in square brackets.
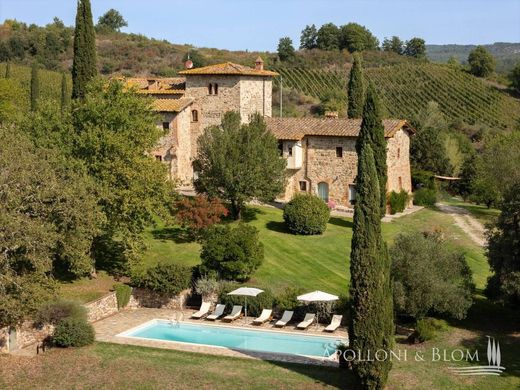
[297, 290, 339, 329]
[227, 287, 264, 323]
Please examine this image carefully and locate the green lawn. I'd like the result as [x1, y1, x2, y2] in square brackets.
[142, 205, 490, 293]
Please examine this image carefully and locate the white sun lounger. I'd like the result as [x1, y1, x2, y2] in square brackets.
[253, 309, 273, 325]
[297, 313, 315, 329]
[223, 305, 242, 322]
[206, 304, 226, 321]
[191, 301, 211, 319]
[325, 315, 343, 332]
[274, 310, 294, 327]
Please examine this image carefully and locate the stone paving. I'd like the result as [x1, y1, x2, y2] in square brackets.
[93, 308, 347, 366]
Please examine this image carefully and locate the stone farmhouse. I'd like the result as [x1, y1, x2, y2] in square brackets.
[126, 58, 413, 209]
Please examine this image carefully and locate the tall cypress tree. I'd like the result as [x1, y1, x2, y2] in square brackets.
[349, 143, 394, 390]
[5, 62, 11, 78]
[347, 53, 364, 119]
[61, 72, 70, 112]
[30, 62, 39, 112]
[356, 82, 387, 218]
[72, 0, 97, 100]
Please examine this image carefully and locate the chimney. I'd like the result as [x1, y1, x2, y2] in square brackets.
[325, 111, 339, 119]
[255, 56, 264, 71]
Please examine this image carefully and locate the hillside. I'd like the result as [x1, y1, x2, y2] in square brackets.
[0, 62, 70, 110]
[427, 42, 520, 73]
[273, 63, 520, 129]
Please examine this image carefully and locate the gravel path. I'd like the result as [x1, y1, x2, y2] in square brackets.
[436, 203, 487, 247]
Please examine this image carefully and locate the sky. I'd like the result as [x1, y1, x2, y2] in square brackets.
[1, 0, 519, 51]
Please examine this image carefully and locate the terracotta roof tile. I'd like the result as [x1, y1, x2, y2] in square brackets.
[264, 117, 413, 140]
[152, 98, 193, 112]
[119, 77, 186, 94]
[179, 62, 278, 77]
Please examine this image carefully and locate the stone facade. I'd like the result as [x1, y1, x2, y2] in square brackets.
[280, 130, 413, 208]
[134, 61, 413, 210]
[386, 128, 413, 197]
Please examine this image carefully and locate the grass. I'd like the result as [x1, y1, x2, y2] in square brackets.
[141, 204, 490, 293]
[59, 271, 117, 303]
[0, 342, 352, 389]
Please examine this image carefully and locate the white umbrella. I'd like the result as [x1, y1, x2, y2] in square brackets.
[297, 290, 339, 329]
[227, 287, 264, 323]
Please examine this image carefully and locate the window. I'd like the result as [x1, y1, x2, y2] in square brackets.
[192, 110, 198, 122]
[336, 147, 343, 158]
[208, 83, 213, 95]
[397, 148, 401, 159]
[299, 181, 307, 191]
[162, 122, 170, 130]
[317, 182, 329, 202]
[278, 141, 283, 156]
[398, 177, 403, 190]
[348, 184, 356, 204]
[155, 155, 163, 162]
[214, 83, 219, 95]
[288, 146, 293, 157]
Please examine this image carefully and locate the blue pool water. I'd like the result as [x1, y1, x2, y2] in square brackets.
[122, 320, 343, 357]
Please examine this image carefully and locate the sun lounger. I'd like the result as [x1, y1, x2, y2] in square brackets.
[253, 309, 273, 325]
[274, 310, 294, 327]
[191, 302, 211, 319]
[296, 313, 315, 329]
[223, 305, 242, 321]
[206, 304, 226, 320]
[325, 315, 343, 332]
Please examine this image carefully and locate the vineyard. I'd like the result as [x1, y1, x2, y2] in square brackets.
[0, 62, 69, 111]
[272, 63, 520, 129]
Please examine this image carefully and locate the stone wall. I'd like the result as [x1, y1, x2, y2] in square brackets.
[281, 136, 358, 207]
[127, 288, 191, 310]
[185, 74, 242, 131]
[239, 76, 272, 120]
[85, 292, 119, 323]
[386, 128, 413, 199]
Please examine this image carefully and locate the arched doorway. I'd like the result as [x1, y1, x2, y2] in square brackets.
[317, 182, 329, 202]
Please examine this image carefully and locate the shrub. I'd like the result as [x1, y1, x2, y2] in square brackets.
[176, 195, 228, 239]
[413, 318, 447, 342]
[218, 286, 274, 317]
[36, 300, 87, 325]
[388, 190, 409, 214]
[53, 317, 95, 347]
[283, 194, 330, 235]
[391, 232, 474, 320]
[412, 170, 435, 190]
[274, 287, 304, 313]
[200, 223, 263, 282]
[131, 263, 192, 295]
[413, 188, 437, 206]
[194, 276, 220, 300]
[113, 284, 132, 309]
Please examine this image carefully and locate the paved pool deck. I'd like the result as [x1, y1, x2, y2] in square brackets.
[93, 308, 347, 366]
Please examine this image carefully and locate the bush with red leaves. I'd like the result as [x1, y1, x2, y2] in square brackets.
[176, 196, 228, 239]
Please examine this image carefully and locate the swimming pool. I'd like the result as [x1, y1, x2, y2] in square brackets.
[118, 320, 344, 358]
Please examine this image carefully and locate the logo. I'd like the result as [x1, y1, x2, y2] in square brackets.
[448, 336, 505, 376]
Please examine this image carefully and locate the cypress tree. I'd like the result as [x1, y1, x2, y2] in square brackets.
[356, 82, 388, 218]
[30, 62, 39, 112]
[347, 53, 364, 118]
[72, 0, 97, 100]
[61, 72, 70, 112]
[5, 62, 11, 78]
[349, 143, 394, 390]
